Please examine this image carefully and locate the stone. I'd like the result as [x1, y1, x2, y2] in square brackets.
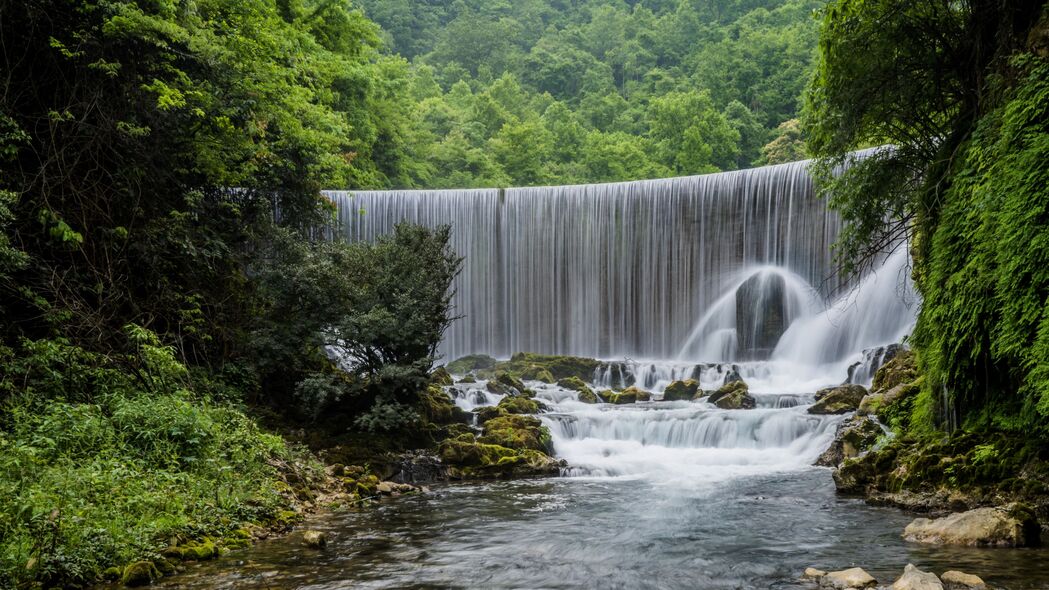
[446, 354, 497, 374]
[479, 414, 551, 452]
[557, 376, 598, 403]
[495, 372, 526, 393]
[376, 482, 393, 494]
[303, 530, 327, 549]
[430, 366, 453, 386]
[621, 386, 651, 402]
[809, 384, 867, 414]
[597, 389, 615, 403]
[903, 504, 1040, 547]
[940, 571, 986, 590]
[577, 388, 599, 403]
[497, 395, 543, 415]
[735, 273, 788, 359]
[458, 374, 477, 384]
[815, 415, 883, 467]
[872, 349, 918, 392]
[708, 380, 756, 410]
[804, 567, 828, 579]
[891, 564, 943, 590]
[121, 561, 160, 587]
[821, 567, 876, 589]
[662, 379, 700, 401]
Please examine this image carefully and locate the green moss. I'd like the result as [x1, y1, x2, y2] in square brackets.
[479, 414, 550, 452]
[475, 406, 505, 424]
[418, 385, 469, 425]
[497, 395, 543, 415]
[506, 353, 601, 381]
[430, 367, 454, 386]
[121, 561, 159, 587]
[446, 355, 498, 374]
[663, 379, 700, 401]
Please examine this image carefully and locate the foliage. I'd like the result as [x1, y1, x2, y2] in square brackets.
[806, 0, 1049, 438]
[358, 0, 826, 187]
[0, 328, 318, 588]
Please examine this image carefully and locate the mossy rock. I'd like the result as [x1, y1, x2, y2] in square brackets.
[495, 372, 526, 393]
[486, 380, 512, 395]
[446, 354, 498, 374]
[621, 386, 651, 403]
[872, 349, 918, 392]
[430, 366, 454, 386]
[480, 414, 551, 452]
[439, 438, 519, 467]
[577, 389, 599, 403]
[154, 558, 177, 575]
[663, 379, 700, 401]
[458, 374, 477, 384]
[419, 385, 470, 425]
[121, 561, 160, 587]
[519, 364, 556, 383]
[597, 389, 616, 403]
[102, 566, 122, 582]
[182, 540, 219, 561]
[497, 395, 543, 415]
[556, 376, 598, 402]
[507, 352, 601, 381]
[474, 405, 505, 424]
[809, 384, 867, 415]
[708, 381, 755, 409]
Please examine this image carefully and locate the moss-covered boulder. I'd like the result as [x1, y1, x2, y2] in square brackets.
[507, 352, 601, 381]
[439, 438, 518, 466]
[557, 376, 598, 402]
[479, 414, 552, 452]
[486, 380, 512, 395]
[438, 438, 562, 479]
[872, 349, 918, 392]
[181, 539, 219, 561]
[662, 379, 700, 401]
[815, 415, 884, 467]
[708, 380, 756, 409]
[446, 354, 498, 374]
[519, 364, 556, 383]
[122, 561, 160, 587]
[430, 366, 454, 386]
[474, 405, 504, 424]
[497, 395, 544, 415]
[623, 386, 652, 402]
[495, 372, 527, 393]
[419, 385, 470, 425]
[809, 384, 867, 415]
[597, 389, 616, 403]
[458, 374, 477, 384]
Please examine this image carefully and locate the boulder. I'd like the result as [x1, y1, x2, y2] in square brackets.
[302, 530, 327, 549]
[902, 504, 1040, 547]
[622, 386, 651, 402]
[804, 567, 828, 580]
[940, 571, 986, 590]
[872, 349, 918, 392]
[430, 366, 454, 386]
[376, 482, 393, 494]
[891, 564, 943, 590]
[497, 395, 543, 415]
[709, 380, 756, 410]
[446, 354, 497, 374]
[479, 414, 552, 453]
[815, 415, 883, 467]
[722, 365, 744, 386]
[809, 384, 868, 415]
[438, 437, 562, 479]
[603, 386, 651, 404]
[519, 364, 556, 383]
[821, 567, 876, 589]
[506, 352, 602, 381]
[662, 379, 700, 401]
[122, 561, 160, 587]
[557, 376, 597, 403]
[495, 372, 527, 393]
[474, 406, 504, 424]
[597, 389, 615, 403]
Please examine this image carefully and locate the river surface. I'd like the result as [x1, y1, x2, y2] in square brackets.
[157, 377, 1049, 590]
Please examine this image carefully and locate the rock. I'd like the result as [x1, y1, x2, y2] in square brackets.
[597, 389, 615, 403]
[430, 366, 454, 386]
[506, 352, 602, 381]
[804, 567, 828, 580]
[486, 380, 511, 395]
[519, 364, 556, 383]
[376, 482, 393, 494]
[474, 405, 504, 424]
[708, 380, 756, 410]
[815, 415, 883, 467]
[622, 386, 651, 402]
[419, 385, 471, 425]
[891, 564, 943, 590]
[821, 567, 876, 589]
[303, 530, 327, 549]
[902, 504, 1040, 547]
[497, 395, 543, 415]
[102, 566, 122, 581]
[736, 273, 788, 359]
[480, 414, 551, 452]
[122, 561, 160, 587]
[458, 374, 477, 384]
[602, 386, 651, 404]
[557, 376, 597, 403]
[181, 540, 218, 560]
[446, 354, 497, 374]
[663, 379, 700, 401]
[809, 384, 868, 414]
[438, 437, 562, 479]
[940, 571, 986, 590]
[495, 372, 527, 393]
[872, 349, 918, 392]
[722, 365, 744, 386]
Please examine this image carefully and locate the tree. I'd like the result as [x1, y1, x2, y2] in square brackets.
[647, 90, 740, 174]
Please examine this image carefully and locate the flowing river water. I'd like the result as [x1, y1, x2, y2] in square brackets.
[156, 377, 1049, 590]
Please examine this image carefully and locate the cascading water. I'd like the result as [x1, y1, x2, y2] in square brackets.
[329, 157, 917, 478]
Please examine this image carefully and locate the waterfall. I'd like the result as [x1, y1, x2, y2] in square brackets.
[328, 156, 916, 385]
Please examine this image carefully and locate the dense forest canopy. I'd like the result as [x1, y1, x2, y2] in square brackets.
[358, 0, 819, 187]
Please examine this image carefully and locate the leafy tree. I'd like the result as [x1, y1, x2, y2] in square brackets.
[647, 91, 740, 174]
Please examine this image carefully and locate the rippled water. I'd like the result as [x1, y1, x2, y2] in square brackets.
[157, 381, 1049, 590]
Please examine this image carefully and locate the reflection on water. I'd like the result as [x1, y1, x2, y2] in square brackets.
[156, 472, 1049, 590]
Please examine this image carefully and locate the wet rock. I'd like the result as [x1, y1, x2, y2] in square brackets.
[891, 564, 943, 590]
[815, 415, 883, 467]
[662, 379, 700, 401]
[376, 482, 393, 494]
[940, 571, 986, 590]
[122, 561, 160, 587]
[458, 374, 477, 384]
[557, 376, 597, 403]
[102, 566, 122, 581]
[622, 386, 651, 402]
[821, 567, 876, 589]
[390, 450, 448, 485]
[708, 380, 756, 410]
[479, 414, 552, 453]
[439, 437, 562, 479]
[809, 384, 867, 414]
[519, 364, 556, 383]
[804, 567, 828, 580]
[858, 380, 918, 418]
[506, 352, 602, 381]
[303, 530, 327, 549]
[495, 372, 527, 393]
[419, 385, 471, 425]
[872, 349, 918, 392]
[446, 354, 497, 374]
[722, 365, 744, 386]
[430, 366, 454, 386]
[474, 405, 504, 424]
[497, 395, 544, 415]
[902, 504, 1040, 547]
[486, 380, 512, 395]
